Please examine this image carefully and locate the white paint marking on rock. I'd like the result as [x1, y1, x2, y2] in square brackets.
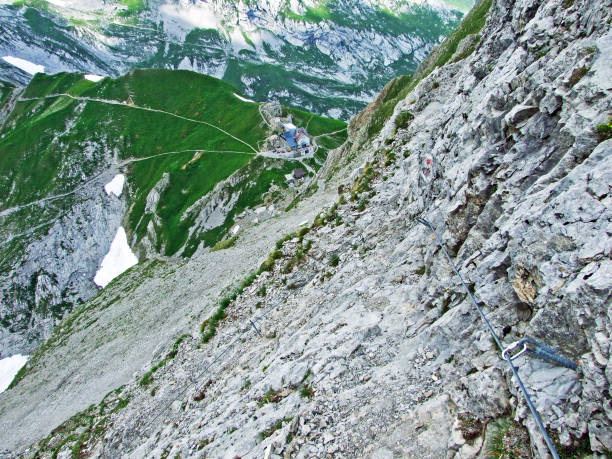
[233, 93, 255, 103]
[94, 227, 138, 288]
[104, 174, 125, 197]
[1, 56, 44, 75]
[84, 74, 105, 82]
[0, 354, 28, 393]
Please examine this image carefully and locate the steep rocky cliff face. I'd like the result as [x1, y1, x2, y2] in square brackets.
[0, 0, 610, 457]
[0, 171, 123, 356]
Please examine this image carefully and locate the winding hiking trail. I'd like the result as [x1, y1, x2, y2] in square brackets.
[2, 95, 344, 222]
[0, 170, 107, 218]
[314, 127, 347, 141]
[0, 148, 255, 218]
[1, 212, 69, 246]
[18, 93, 259, 153]
[118, 149, 255, 166]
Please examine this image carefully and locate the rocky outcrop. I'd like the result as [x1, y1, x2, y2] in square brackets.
[0, 172, 124, 357]
[0, 0, 610, 457]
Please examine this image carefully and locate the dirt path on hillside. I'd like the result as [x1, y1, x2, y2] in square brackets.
[18, 93, 259, 152]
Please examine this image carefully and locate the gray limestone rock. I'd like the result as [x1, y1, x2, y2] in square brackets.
[1, 0, 611, 457]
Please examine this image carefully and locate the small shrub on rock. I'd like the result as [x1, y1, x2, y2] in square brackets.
[394, 111, 415, 130]
[595, 118, 612, 141]
[329, 253, 340, 267]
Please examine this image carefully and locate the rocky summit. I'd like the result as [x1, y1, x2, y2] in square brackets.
[0, 0, 611, 457]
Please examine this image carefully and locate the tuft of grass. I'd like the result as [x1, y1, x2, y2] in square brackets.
[197, 438, 213, 450]
[258, 417, 293, 441]
[595, 118, 612, 142]
[351, 162, 376, 195]
[257, 387, 285, 407]
[458, 413, 483, 445]
[395, 111, 415, 130]
[282, 238, 312, 273]
[285, 196, 300, 212]
[415, 265, 426, 276]
[383, 149, 397, 167]
[211, 235, 238, 251]
[297, 369, 314, 399]
[485, 417, 533, 458]
[328, 253, 340, 267]
[139, 334, 191, 386]
[299, 384, 314, 398]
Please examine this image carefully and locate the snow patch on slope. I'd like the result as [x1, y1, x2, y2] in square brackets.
[93, 227, 138, 288]
[2, 56, 44, 75]
[104, 174, 125, 197]
[84, 74, 104, 82]
[0, 355, 28, 393]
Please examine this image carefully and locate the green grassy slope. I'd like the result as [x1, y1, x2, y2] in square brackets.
[0, 80, 15, 107]
[0, 69, 346, 258]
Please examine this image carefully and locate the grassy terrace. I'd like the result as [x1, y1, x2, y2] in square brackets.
[0, 69, 347, 257]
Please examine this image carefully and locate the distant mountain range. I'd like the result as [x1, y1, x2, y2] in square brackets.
[0, 0, 471, 119]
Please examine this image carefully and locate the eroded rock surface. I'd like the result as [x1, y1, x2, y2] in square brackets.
[1, 0, 610, 457]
